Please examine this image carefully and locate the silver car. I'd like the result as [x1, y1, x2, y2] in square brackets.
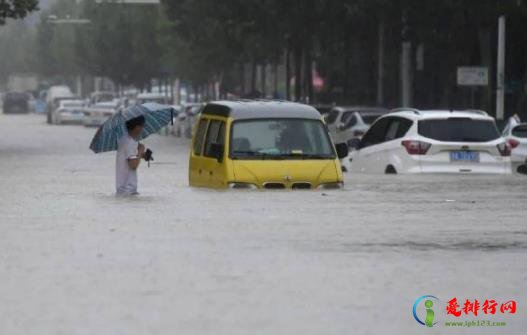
[325, 106, 388, 145]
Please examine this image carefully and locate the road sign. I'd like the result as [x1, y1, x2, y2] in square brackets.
[457, 67, 489, 86]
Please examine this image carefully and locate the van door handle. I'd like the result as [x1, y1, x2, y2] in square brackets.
[198, 169, 202, 175]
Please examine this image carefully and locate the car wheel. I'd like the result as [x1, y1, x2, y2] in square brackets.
[385, 165, 397, 175]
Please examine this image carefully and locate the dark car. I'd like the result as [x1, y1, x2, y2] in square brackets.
[3, 92, 30, 114]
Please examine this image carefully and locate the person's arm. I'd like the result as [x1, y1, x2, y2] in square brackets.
[128, 143, 145, 170]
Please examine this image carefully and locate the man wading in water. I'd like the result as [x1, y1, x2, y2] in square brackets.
[116, 116, 146, 195]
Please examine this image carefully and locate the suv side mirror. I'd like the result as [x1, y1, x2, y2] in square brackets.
[209, 143, 224, 163]
[335, 143, 349, 159]
[348, 138, 361, 150]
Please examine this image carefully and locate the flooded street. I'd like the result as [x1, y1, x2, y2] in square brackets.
[1, 114, 526, 335]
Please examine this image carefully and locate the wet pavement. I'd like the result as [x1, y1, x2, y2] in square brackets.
[1, 113, 526, 335]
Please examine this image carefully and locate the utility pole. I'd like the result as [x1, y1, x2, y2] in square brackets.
[496, 15, 506, 121]
[400, 10, 413, 107]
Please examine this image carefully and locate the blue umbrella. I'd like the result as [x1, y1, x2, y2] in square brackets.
[89, 103, 174, 153]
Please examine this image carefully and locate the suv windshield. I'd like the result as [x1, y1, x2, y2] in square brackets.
[418, 118, 500, 142]
[231, 119, 335, 159]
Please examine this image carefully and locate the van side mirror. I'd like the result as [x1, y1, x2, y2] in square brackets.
[335, 143, 349, 159]
[348, 138, 361, 150]
[209, 143, 224, 163]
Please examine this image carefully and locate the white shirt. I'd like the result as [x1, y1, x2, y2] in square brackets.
[116, 135, 139, 195]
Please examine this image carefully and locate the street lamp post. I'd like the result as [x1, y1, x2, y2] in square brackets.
[496, 15, 506, 121]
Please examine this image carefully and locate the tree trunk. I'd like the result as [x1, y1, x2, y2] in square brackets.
[261, 63, 266, 97]
[250, 60, 257, 94]
[240, 63, 245, 96]
[273, 60, 279, 98]
[305, 51, 313, 104]
[294, 45, 302, 101]
[286, 47, 291, 100]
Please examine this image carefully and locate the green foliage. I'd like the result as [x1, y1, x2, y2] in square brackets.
[75, 0, 163, 88]
[0, 0, 38, 25]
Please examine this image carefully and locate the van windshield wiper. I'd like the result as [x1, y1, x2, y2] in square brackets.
[279, 153, 334, 160]
[232, 151, 281, 159]
[232, 151, 333, 160]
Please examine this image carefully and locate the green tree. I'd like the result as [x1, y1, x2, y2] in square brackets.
[76, 0, 163, 89]
[0, 0, 38, 25]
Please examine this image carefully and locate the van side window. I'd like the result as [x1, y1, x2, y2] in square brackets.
[193, 119, 208, 156]
[204, 120, 225, 158]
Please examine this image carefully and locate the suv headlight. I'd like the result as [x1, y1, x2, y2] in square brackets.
[228, 182, 258, 190]
[316, 182, 344, 190]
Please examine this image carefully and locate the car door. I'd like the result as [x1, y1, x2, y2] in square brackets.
[352, 117, 390, 173]
[189, 118, 209, 186]
[202, 119, 227, 188]
[372, 117, 415, 172]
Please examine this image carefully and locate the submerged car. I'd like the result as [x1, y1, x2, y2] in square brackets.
[325, 106, 389, 144]
[349, 109, 511, 175]
[2, 92, 30, 114]
[83, 101, 120, 127]
[46, 86, 74, 124]
[189, 100, 348, 189]
[174, 103, 204, 138]
[502, 116, 527, 174]
[136, 92, 171, 105]
[52, 99, 86, 124]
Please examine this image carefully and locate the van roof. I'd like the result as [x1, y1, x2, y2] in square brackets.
[202, 100, 321, 120]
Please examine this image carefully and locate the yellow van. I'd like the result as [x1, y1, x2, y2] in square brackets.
[189, 100, 349, 189]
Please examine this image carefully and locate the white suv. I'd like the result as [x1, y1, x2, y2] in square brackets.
[349, 109, 511, 174]
[502, 116, 527, 173]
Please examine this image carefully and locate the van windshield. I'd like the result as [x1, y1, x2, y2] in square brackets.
[231, 119, 336, 159]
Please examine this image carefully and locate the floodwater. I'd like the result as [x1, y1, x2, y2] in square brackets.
[0, 114, 526, 335]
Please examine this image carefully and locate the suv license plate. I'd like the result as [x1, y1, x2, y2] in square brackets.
[450, 151, 480, 162]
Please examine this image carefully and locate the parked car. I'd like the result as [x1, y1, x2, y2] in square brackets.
[174, 103, 204, 138]
[52, 99, 86, 125]
[83, 101, 120, 127]
[2, 92, 30, 114]
[502, 115, 527, 173]
[312, 104, 335, 117]
[349, 109, 511, 175]
[136, 92, 171, 105]
[325, 106, 389, 145]
[46, 86, 74, 124]
[189, 100, 348, 189]
[89, 91, 116, 106]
